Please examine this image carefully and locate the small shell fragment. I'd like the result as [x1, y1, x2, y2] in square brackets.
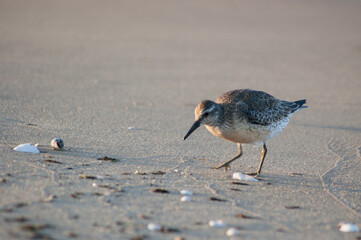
[232, 172, 259, 182]
[180, 196, 191, 202]
[180, 190, 192, 196]
[128, 126, 137, 130]
[338, 223, 359, 232]
[226, 228, 240, 237]
[51, 138, 64, 150]
[13, 143, 40, 154]
[209, 220, 226, 228]
[147, 223, 161, 231]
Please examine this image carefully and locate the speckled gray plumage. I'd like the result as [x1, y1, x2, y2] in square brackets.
[216, 89, 306, 126]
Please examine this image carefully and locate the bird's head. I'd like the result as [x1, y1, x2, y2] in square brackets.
[184, 100, 221, 140]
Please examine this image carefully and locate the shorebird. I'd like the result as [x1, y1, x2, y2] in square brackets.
[184, 89, 307, 176]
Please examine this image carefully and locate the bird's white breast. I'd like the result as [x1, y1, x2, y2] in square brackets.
[205, 117, 290, 145]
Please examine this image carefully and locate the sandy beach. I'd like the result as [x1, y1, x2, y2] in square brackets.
[1, 0, 361, 239]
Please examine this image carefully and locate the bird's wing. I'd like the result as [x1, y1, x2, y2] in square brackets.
[217, 89, 303, 126]
[235, 90, 295, 126]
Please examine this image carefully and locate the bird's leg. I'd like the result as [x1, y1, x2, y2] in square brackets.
[246, 143, 267, 176]
[213, 143, 242, 172]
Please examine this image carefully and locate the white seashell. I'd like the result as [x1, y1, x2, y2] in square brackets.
[209, 220, 226, 227]
[147, 223, 161, 231]
[51, 138, 64, 150]
[226, 228, 240, 237]
[92, 183, 97, 187]
[180, 190, 192, 196]
[232, 172, 259, 181]
[13, 143, 40, 153]
[128, 126, 137, 130]
[96, 175, 104, 180]
[180, 196, 191, 202]
[338, 223, 359, 232]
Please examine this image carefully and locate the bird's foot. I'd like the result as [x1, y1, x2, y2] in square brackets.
[245, 171, 260, 176]
[212, 163, 231, 172]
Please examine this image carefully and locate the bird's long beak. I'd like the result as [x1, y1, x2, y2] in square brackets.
[184, 121, 201, 140]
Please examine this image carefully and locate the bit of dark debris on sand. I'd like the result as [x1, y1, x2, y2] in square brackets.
[131, 235, 148, 240]
[236, 213, 262, 220]
[70, 192, 85, 199]
[229, 188, 242, 192]
[66, 231, 78, 238]
[291, 172, 304, 176]
[4, 217, 29, 223]
[20, 223, 54, 232]
[20, 223, 54, 240]
[159, 226, 180, 233]
[14, 202, 28, 208]
[97, 156, 119, 162]
[150, 188, 170, 194]
[285, 206, 301, 209]
[79, 175, 97, 180]
[231, 181, 249, 186]
[151, 171, 166, 175]
[209, 197, 227, 202]
[43, 159, 63, 164]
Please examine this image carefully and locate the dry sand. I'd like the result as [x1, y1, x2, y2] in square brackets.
[1, 0, 361, 239]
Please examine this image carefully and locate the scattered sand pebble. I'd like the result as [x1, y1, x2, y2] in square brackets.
[51, 138, 64, 150]
[180, 196, 191, 202]
[147, 223, 161, 231]
[338, 222, 359, 232]
[13, 143, 40, 154]
[128, 126, 137, 130]
[209, 220, 227, 227]
[92, 183, 97, 187]
[226, 228, 240, 237]
[232, 172, 259, 181]
[180, 190, 192, 196]
[96, 175, 104, 180]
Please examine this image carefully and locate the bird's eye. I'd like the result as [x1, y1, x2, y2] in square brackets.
[203, 112, 209, 117]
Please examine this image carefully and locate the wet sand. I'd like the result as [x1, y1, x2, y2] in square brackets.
[1, 0, 360, 239]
